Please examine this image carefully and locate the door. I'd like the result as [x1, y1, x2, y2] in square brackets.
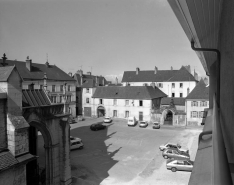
[84, 107, 91, 117]
[113, 110, 117, 117]
[139, 112, 143, 121]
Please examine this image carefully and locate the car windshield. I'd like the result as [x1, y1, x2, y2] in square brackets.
[140, 122, 145, 124]
[154, 122, 159, 125]
[128, 120, 133, 122]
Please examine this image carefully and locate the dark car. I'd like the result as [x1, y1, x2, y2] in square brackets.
[90, 123, 106, 131]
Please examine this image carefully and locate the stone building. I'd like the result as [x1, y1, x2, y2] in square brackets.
[0, 55, 76, 117]
[91, 86, 167, 122]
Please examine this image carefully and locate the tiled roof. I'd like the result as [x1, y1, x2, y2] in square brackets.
[73, 73, 107, 88]
[121, 66, 197, 82]
[0, 60, 75, 81]
[92, 86, 167, 100]
[22, 89, 51, 107]
[161, 97, 186, 106]
[186, 79, 209, 100]
[0, 66, 15, 82]
[0, 151, 18, 171]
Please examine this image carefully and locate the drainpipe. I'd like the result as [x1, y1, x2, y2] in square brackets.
[191, 40, 221, 108]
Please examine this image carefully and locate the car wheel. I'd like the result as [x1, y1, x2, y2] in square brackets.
[163, 155, 168, 159]
[171, 167, 177, 172]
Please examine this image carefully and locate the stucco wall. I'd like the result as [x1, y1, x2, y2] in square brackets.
[219, 0, 234, 165]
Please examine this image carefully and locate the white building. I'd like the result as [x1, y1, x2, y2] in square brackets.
[122, 66, 198, 98]
[185, 79, 209, 126]
[91, 86, 167, 122]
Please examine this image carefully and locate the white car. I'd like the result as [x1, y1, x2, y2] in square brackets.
[70, 136, 84, 150]
[103, 116, 112, 123]
[159, 142, 189, 153]
[166, 159, 194, 172]
[139, 121, 148, 128]
[127, 117, 137, 126]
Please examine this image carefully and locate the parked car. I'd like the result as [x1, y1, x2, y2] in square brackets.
[103, 116, 112, 123]
[162, 148, 190, 160]
[139, 121, 148, 128]
[166, 159, 194, 172]
[90, 123, 106, 131]
[68, 116, 76, 124]
[159, 142, 189, 153]
[127, 117, 137, 126]
[152, 122, 160, 129]
[70, 136, 83, 150]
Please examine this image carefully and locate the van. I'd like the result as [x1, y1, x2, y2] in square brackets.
[127, 117, 137, 126]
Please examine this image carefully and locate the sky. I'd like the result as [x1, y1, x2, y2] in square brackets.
[0, 0, 206, 82]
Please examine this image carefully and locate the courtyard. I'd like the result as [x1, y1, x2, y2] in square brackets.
[38, 118, 202, 185]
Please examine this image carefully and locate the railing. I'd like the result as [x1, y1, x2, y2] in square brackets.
[212, 94, 232, 184]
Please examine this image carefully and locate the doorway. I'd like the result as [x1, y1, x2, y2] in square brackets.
[164, 110, 173, 125]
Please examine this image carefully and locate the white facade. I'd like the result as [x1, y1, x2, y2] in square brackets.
[185, 99, 209, 126]
[122, 81, 196, 98]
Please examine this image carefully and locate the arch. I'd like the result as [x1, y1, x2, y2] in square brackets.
[162, 109, 175, 125]
[97, 106, 105, 117]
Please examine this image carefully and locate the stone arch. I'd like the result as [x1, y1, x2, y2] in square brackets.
[26, 112, 55, 185]
[161, 108, 176, 125]
[97, 106, 105, 117]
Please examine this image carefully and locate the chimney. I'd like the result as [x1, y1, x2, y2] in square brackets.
[154, 66, 158, 74]
[68, 72, 72, 77]
[87, 72, 91, 75]
[204, 77, 209, 85]
[43, 73, 47, 91]
[136, 67, 140, 75]
[26, 56, 32, 71]
[96, 76, 99, 86]
[171, 66, 173, 70]
[45, 61, 49, 68]
[80, 75, 83, 86]
[115, 77, 118, 85]
[2, 53, 7, 66]
[194, 69, 198, 81]
[76, 70, 83, 76]
[102, 77, 105, 86]
[151, 82, 155, 89]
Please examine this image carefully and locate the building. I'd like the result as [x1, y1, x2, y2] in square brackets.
[91, 86, 167, 122]
[121, 66, 198, 98]
[168, 0, 234, 184]
[73, 70, 108, 116]
[185, 79, 209, 126]
[0, 54, 76, 117]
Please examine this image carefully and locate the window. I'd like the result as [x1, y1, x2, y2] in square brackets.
[86, 98, 89, 104]
[125, 111, 129, 118]
[113, 110, 117, 117]
[52, 85, 56, 92]
[40, 85, 43, 89]
[29, 84, 34, 90]
[200, 101, 208, 107]
[180, 93, 183, 97]
[68, 85, 71, 92]
[51, 96, 56, 103]
[191, 111, 198, 118]
[59, 96, 63, 103]
[191, 101, 198, 106]
[172, 93, 175, 97]
[199, 111, 207, 118]
[172, 83, 175, 88]
[180, 83, 183, 88]
[100, 99, 103, 104]
[86, 88, 89, 93]
[159, 83, 163, 88]
[60, 85, 63, 92]
[139, 100, 143, 106]
[67, 95, 71, 103]
[113, 99, 117, 105]
[125, 100, 129, 105]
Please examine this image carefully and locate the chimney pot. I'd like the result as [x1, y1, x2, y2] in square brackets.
[26, 56, 32, 71]
[154, 66, 158, 74]
[2, 53, 7, 66]
[136, 67, 140, 75]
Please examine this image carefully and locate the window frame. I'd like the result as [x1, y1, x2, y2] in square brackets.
[139, 100, 143, 106]
[100, 99, 103, 104]
[86, 98, 90, 104]
[180, 83, 183, 88]
[125, 100, 129, 106]
[52, 85, 56, 92]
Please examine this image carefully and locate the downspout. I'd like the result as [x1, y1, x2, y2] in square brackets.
[191, 40, 221, 108]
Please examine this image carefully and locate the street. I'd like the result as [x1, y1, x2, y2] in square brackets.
[37, 118, 202, 185]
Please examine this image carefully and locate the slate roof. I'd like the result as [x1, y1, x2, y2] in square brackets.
[161, 97, 186, 106]
[92, 86, 167, 100]
[0, 59, 75, 81]
[122, 66, 197, 82]
[73, 73, 107, 88]
[0, 151, 18, 171]
[0, 66, 15, 82]
[186, 79, 209, 100]
[22, 89, 51, 107]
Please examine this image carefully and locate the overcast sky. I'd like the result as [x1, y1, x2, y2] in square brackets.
[0, 0, 206, 82]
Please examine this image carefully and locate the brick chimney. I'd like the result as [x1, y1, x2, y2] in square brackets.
[76, 70, 83, 76]
[151, 82, 155, 89]
[26, 56, 32, 71]
[115, 77, 118, 85]
[136, 67, 140, 75]
[194, 69, 198, 81]
[204, 77, 209, 85]
[154, 66, 158, 74]
[2, 53, 7, 66]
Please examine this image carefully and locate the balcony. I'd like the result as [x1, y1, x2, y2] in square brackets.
[189, 95, 232, 185]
